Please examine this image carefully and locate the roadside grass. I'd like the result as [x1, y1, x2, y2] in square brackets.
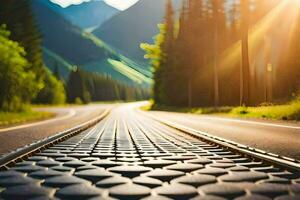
[33, 100, 128, 108]
[229, 101, 300, 121]
[0, 111, 55, 128]
[149, 103, 232, 115]
[33, 103, 81, 108]
[92, 100, 127, 104]
[145, 99, 300, 121]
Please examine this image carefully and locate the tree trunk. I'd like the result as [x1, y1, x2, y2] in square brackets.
[213, 3, 220, 107]
[241, 0, 250, 106]
[188, 78, 192, 108]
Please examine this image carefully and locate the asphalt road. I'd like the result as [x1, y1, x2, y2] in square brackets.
[0, 104, 112, 156]
[0, 103, 299, 199]
[147, 110, 300, 160]
[1, 102, 299, 161]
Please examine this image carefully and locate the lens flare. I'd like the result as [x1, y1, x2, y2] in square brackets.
[217, 0, 300, 78]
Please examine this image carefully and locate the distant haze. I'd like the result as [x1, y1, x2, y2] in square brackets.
[50, 0, 139, 10]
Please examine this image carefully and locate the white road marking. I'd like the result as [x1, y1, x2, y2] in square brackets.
[191, 115, 300, 130]
[0, 109, 76, 133]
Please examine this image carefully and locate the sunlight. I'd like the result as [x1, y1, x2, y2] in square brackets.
[218, 0, 300, 76]
[293, 0, 300, 5]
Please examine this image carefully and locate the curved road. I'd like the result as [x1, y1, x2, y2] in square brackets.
[1, 103, 299, 200]
[0, 104, 112, 156]
[1, 102, 299, 161]
[146, 110, 300, 160]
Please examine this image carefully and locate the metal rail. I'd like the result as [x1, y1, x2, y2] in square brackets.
[140, 110, 300, 173]
[0, 106, 299, 199]
[0, 108, 111, 170]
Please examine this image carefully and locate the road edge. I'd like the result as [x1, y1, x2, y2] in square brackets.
[139, 110, 300, 172]
[0, 108, 111, 170]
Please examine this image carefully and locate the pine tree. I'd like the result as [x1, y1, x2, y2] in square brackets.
[141, 0, 176, 105]
[286, 11, 300, 96]
[141, 24, 166, 104]
[172, 1, 191, 106]
[53, 62, 62, 81]
[160, 0, 176, 105]
[67, 67, 85, 103]
[240, 0, 251, 106]
[229, 0, 240, 43]
[185, 0, 198, 107]
[0, 0, 45, 100]
[211, 0, 222, 107]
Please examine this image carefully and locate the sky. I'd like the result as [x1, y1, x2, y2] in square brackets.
[50, 0, 139, 10]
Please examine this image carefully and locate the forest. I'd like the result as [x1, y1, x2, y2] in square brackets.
[142, 0, 300, 107]
[65, 68, 150, 104]
[0, 0, 148, 112]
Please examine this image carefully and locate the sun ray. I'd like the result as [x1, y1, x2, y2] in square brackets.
[217, 0, 300, 75]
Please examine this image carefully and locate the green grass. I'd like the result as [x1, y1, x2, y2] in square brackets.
[0, 111, 55, 128]
[147, 100, 300, 121]
[149, 103, 232, 115]
[229, 101, 300, 121]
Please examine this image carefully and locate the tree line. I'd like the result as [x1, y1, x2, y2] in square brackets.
[66, 67, 150, 104]
[142, 0, 300, 107]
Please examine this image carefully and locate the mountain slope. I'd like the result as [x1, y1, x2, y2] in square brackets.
[33, 0, 107, 64]
[38, 0, 119, 30]
[42, 47, 74, 80]
[93, 0, 182, 64]
[32, 0, 151, 86]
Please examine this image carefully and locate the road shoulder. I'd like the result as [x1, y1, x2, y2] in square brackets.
[0, 111, 55, 129]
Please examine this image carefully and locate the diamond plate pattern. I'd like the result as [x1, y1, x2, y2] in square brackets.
[0, 108, 299, 200]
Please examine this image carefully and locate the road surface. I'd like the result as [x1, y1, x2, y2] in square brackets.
[0, 103, 299, 200]
[0, 104, 112, 156]
[147, 110, 300, 160]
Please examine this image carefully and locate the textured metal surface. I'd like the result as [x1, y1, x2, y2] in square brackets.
[0, 108, 110, 170]
[0, 106, 299, 200]
[142, 110, 300, 172]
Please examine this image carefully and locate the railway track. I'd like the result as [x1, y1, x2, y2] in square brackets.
[0, 104, 299, 200]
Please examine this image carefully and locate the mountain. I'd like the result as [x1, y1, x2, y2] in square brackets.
[38, 0, 119, 30]
[33, 0, 107, 64]
[32, 0, 151, 87]
[93, 0, 182, 64]
[42, 47, 74, 80]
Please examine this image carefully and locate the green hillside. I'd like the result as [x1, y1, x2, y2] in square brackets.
[42, 47, 74, 79]
[82, 58, 152, 86]
[82, 32, 152, 78]
[32, 0, 152, 87]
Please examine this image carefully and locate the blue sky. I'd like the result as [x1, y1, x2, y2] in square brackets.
[50, 0, 139, 10]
